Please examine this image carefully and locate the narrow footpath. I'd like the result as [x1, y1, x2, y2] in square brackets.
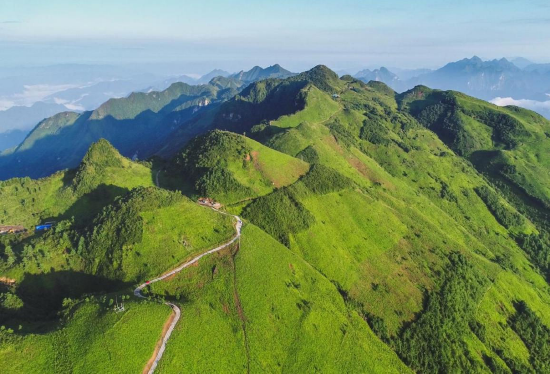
[134, 208, 242, 374]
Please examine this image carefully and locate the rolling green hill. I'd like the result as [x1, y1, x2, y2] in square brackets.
[170, 130, 309, 204]
[0, 139, 155, 229]
[1, 66, 550, 373]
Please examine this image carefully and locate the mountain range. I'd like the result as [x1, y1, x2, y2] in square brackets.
[0, 65, 296, 153]
[354, 56, 550, 105]
[1, 65, 549, 373]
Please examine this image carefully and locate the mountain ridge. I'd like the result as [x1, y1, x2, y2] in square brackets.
[1, 65, 550, 373]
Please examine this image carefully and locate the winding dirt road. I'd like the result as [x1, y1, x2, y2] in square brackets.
[134, 209, 242, 374]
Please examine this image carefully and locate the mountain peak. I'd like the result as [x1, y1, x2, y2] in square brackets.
[80, 138, 124, 169]
[231, 64, 294, 82]
[354, 66, 398, 85]
[305, 65, 338, 80]
[72, 139, 126, 194]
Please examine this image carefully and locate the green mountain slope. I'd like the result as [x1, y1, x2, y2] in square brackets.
[0, 139, 154, 229]
[398, 86, 550, 208]
[170, 130, 309, 204]
[148, 223, 410, 373]
[192, 72, 550, 372]
[0, 81, 242, 180]
[1, 67, 550, 373]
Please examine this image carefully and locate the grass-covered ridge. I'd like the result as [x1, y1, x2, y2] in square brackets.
[173, 130, 309, 204]
[0, 139, 154, 229]
[1, 66, 550, 373]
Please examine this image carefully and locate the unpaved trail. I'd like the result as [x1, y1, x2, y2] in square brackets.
[134, 209, 242, 374]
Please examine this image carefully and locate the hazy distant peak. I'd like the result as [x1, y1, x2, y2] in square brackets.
[354, 66, 398, 83]
[197, 69, 231, 84]
[510, 57, 534, 69]
[230, 64, 294, 82]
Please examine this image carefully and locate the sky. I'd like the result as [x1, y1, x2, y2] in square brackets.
[0, 0, 549, 73]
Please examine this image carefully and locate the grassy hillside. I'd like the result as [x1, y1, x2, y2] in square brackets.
[147, 224, 410, 373]
[0, 298, 168, 373]
[399, 86, 550, 212]
[171, 130, 309, 205]
[1, 67, 550, 373]
[0, 139, 154, 229]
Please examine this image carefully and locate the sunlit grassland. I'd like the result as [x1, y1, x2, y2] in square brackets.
[122, 200, 235, 282]
[149, 223, 410, 373]
[0, 299, 168, 373]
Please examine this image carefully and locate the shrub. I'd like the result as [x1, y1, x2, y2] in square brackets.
[474, 186, 524, 228]
[195, 167, 254, 201]
[395, 252, 488, 373]
[509, 301, 550, 373]
[296, 146, 320, 164]
[300, 164, 353, 195]
[86, 187, 184, 277]
[243, 187, 315, 246]
[360, 117, 390, 145]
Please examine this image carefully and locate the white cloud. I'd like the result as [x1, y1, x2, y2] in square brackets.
[0, 84, 81, 111]
[0, 99, 15, 111]
[13, 84, 78, 106]
[490, 96, 550, 118]
[63, 103, 85, 111]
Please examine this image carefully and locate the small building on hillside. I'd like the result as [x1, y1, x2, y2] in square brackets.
[198, 197, 222, 209]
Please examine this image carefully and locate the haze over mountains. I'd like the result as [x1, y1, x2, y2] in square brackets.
[0, 64, 294, 152]
[353, 56, 550, 119]
[2, 57, 549, 154]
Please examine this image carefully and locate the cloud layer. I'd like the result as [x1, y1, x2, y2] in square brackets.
[491, 96, 550, 118]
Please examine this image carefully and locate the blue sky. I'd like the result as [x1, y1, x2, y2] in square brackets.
[0, 0, 549, 72]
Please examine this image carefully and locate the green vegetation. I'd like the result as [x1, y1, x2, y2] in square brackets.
[0, 298, 168, 373]
[84, 187, 234, 280]
[242, 186, 315, 246]
[1, 66, 550, 373]
[174, 130, 308, 204]
[299, 164, 353, 194]
[395, 252, 490, 373]
[509, 301, 550, 373]
[475, 186, 525, 229]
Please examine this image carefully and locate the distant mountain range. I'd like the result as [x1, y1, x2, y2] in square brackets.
[353, 57, 550, 117]
[150, 65, 294, 91]
[354, 67, 399, 85]
[3, 57, 549, 156]
[230, 64, 294, 82]
[0, 129, 28, 152]
[0, 64, 295, 152]
[0, 63, 300, 179]
[0, 102, 69, 151]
